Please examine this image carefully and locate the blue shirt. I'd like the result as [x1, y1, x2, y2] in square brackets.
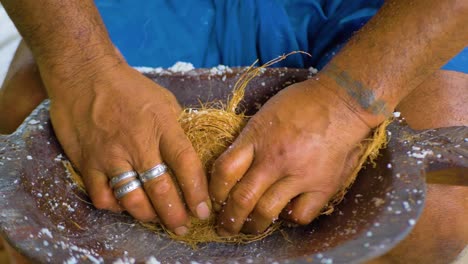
[96, 0, 467, 73]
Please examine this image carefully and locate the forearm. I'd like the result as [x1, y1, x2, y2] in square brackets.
[0, 40, 47, 134]
[1, 0, 120, 84]
[317, 0, 468, 127]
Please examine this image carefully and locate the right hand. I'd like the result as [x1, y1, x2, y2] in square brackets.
[43, 60, 210, 236]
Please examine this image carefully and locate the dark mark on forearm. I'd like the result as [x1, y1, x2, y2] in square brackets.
[323, 63, 391, 117]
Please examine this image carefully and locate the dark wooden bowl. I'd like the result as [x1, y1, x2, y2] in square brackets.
[0, 67, 466, 263]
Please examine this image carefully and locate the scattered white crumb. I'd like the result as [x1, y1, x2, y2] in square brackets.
[28, 119, 40, 125]
[145, 257, 161, 264]
[308, 67, 318, 74]
[85, 254, 102, 264]
[54, 154, 63, 162]
[169, 62, 194, 73]
[209, 65, 233, 75]
[26, 155, 33, 160]
[372, 197, 385, 207]
[393, 112, 401, 118]
[40, 228, 53, 238]
[408, 219, 416, 226]
[64, 257, 78, 264]
[411, 149, 433, 159]
[133, 66, 163, 74]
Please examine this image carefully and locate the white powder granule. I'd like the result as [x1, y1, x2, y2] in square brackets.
[145, 257, 161, 264]
[308, 67, 318, 74]
[40, 228, 53, 238]
[210, 65, 233, 75]
[134, 66, 164, 74]
[169, 62, 195, 73]
[28, 119, 40, 125]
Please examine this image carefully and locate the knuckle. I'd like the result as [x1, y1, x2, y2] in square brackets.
[246, 116, 266, 134]
[231, 186, 258, 209]
[212, 155, 236, 178]
[161, 211, 187, 229]
[146, 177, 173, 197]
[255, 200, 278, 220]
[172, 144, 195, 165]
[92, 195, 115, 210]
[121, 193, 147, 209]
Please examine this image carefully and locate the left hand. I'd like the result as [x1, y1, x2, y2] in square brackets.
[210, 79, 372, 235]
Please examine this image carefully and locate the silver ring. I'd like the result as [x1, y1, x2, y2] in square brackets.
[114, 179, 142, 199]
[139, 163, 168, 183]
[110, 171, 138, 188]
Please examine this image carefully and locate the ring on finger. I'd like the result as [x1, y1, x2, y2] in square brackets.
[139, 163, 168, 183]
[110, 171, 138, 188]
[114, 179, 142, 199]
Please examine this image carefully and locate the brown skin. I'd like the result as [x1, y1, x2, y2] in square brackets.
[369, 70, 468, 264]
[1, 0, 211, 236]
[0, 0, 467, 238]
[0, 41, 46, 134]
[211, 0, 468, 235]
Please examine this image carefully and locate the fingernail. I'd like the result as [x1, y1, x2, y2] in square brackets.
[196, 202, 211, 220]
[174, 226, 189, 236]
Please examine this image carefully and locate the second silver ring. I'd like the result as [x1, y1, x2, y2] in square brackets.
[110, 170, 138, 188]
[139, 163, 168, 183]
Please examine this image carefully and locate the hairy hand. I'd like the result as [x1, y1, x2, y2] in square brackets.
[45, 62, 210, 235]
[210, 79, 371, 235]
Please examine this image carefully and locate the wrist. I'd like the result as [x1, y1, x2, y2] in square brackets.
[37, 40, 122, 77]
[295, 79, 373, 138]
[316, 63, 394, 128]
[40, 49, 125, 100]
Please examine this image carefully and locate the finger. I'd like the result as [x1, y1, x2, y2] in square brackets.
[82, 167, 122, 213]
[49, 109, 82, 167]
[159, 127, 211, 220]
[117, 181, 159, 222]
[282, 191, 331, 225]
[281, 147, 361, 225]
[242, 178, 302, 234]
[210, 139, 254, 211]
[339, 146, 363, 188]
[216, 163, 279, 236]
[142, 170, 190, 235]
[127, 115, 190, 235]
[104, 160, 159, 221]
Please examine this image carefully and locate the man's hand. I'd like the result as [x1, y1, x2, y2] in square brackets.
[210, 80, 371, 235]
[0, 0, 213, 235]
[47, 62, 210, 235]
